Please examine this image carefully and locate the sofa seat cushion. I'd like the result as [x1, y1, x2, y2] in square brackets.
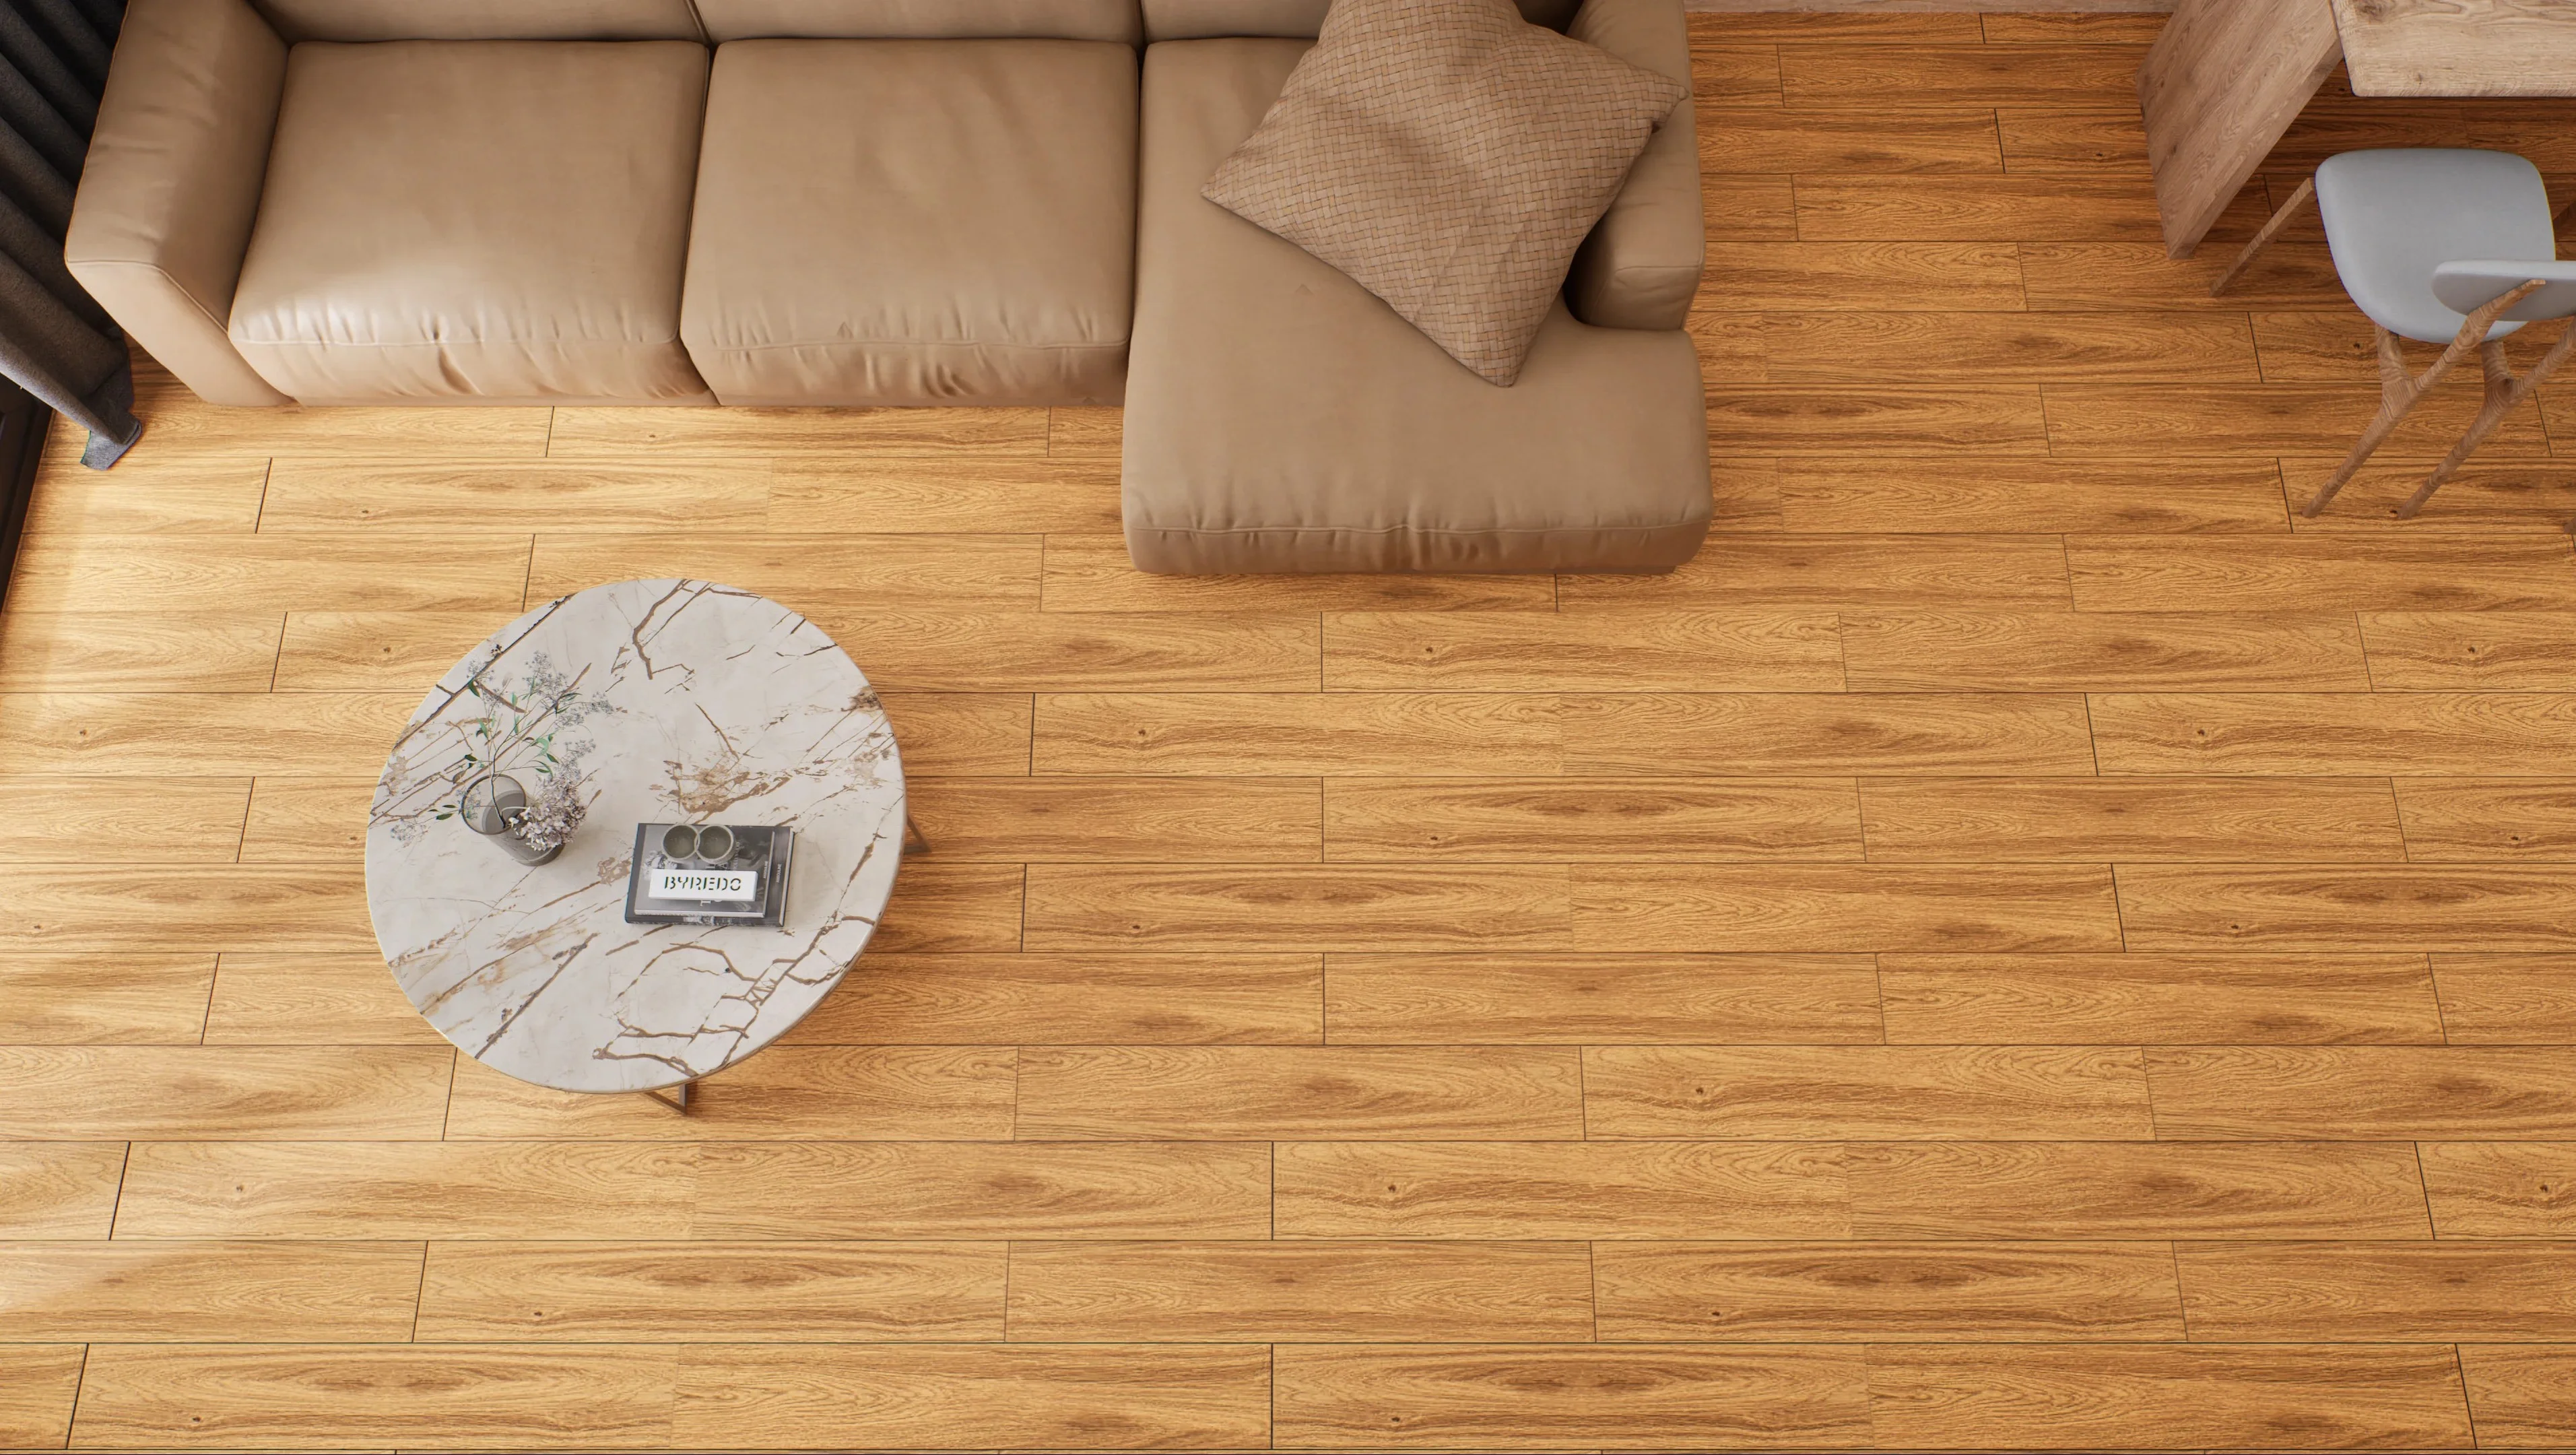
[1124, 38, 1711, 573]
[228, 40, 713, 405]
[681, 39, 1137, 406]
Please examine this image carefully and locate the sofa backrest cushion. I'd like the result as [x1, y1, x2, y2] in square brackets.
[695, 0, 1141, 42]
[1142, 0, 1575, 41]
[250, 0, 703, 41]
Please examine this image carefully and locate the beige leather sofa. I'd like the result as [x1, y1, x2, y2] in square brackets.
[65, 0, 1708, 572]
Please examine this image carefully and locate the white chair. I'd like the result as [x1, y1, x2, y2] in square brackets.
[2214, 148, 2576, 519]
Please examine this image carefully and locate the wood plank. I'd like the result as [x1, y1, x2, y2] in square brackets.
[2177, 1243, 2576, 1340]
[546, 406, 1047, 457]
[2146, 1045, 2576, 1137]
[2431, 954, 2576, 1043]
[1995, 106, 2150, 173]
[5, 534, 531, 615]
[1041, 532, 1556, 612]
[1015, 1046, 1585, 1140]
[689, 1142, 1275, 1240]
[2461, 1347, 2576, 1452]
[2420, 1141, 2576, 1237]
[1839, 612, 2367, 690]
[258, 458, 772, 531]
[0, 692, 414, 777]
[1273, 1141, 1852, 1239]
[1570, 863, 2124, 952]
[1688, 44, 1784, 105]
[524, 534, 1043, 613]
[0, 1141, 128, 1237]
[1035, 693, 1562, 777]
[270, 611, 512, 692]
[1865, 1345, 2472, 1452]
[807, 611, 1320, 692]
[0, 1046, 448, 1140]
[2022, 240, 2343, 309]
[114, 403, 552, 467]
[0, 952, 216, 1044]
[416, 1242, 1006, 1341]
[1273, 1345, 1871, 1451]
[1006, 1241, 1594, 1341]
[71, 1345, 678, 1450]
[1556, 536, 2071, 610]
[1879, 952, 2445, 1045]
[1323, 953, 1884, 1045]
[2090, 693, 2576, 776]
[0, 863, 373, 954]
[1705, 389, 2051, 454]
[0, 1346, 81, 1451]
[1773, 458, 2290, 534]
[1595, 1242, 2185, 1340]
[1796, 176, 2170, 243]
[781, 952, 1323, 1045]
[1321, 610, 1843, 692]
[2047, 383, 2555, 458]
[203, 952, 438, 1046]
[871, 861, 1025, 953]
[0, 1241, 420, 1340]
[1560, 693, 2099, 777]
[1323, 779, 1864, 862]
[442, 1047, 1016, 1141]
[1696, 242, 2028, 311]
[1783, 42, 2147, 104]
[908, 776, 1318, 862]
[2117, 865, 2576, 951]
[669, 1345, 1268, 1453]
[2359, 612, 2576, 688]
[237, 779, 375, 863]
[2135, 0, 2342, 257]
[1026, 864, 1568, 952]
[771, 456, 1122, 534]
[1985, 14, 2169, 44]
[2395, 780, 2576, 859]
[1697, 106, 2002, 173]
[1858, 776, 2406, 860]
[2332, 0, 2576, 98]
[2067, 534, 2576, 611]
[113, 1141, 700, 1239]
[879, 692, 1032, 777]
[1847, 1141, 2434, 1239]
[1047, 405, 1121, 457]
[17, 457, 267, 536]
[1692, 12, 1981, 43]
[1758, 311, 2260, 383]
[1702, 174, 1799, 242]
[0, 611, 283, 691]
[1583, 1046, 2154, 1140]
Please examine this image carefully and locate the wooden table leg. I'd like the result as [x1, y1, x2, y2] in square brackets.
[2140, 0, 2344, 258]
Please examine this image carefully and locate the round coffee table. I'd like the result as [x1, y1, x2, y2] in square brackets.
[365, 578, 906, 1099]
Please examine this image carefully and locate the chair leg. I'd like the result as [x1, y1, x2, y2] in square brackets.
[2398, 317, 2576, 519]
[2303, 282, 2547, 519]
[2212, 175, 2315, 297]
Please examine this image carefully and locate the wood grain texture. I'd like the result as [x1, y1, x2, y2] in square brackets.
[877, 692, 1032, 777]
[1324, 779, 1863, 862]
[1024, 864, 1571, 951]
[2117, 865, 2576, 950]
[2177, 1242, 2576, 1339]
[258, 458, 772, 531]
[1272, 1345, 1871, 1451]
[1014, 1047, 1585, 1140]
[1321, 610, 1843, 691]
[2358, 612, 2576, 688]
[909, 777, 1319, 862]
[1595, 1242, 2185, 1340]
[201, 952, 445, 1045]
[1039, 531, 1558, 612]
[1583, 1046, 2155, 1140]
[1274, 1142, 1853, 1240]
[2459, 1346, 2576, 1450]
[271, 611, 523, 692]
[0, 611, 283, 691]
[2144, 1046, 2576, 1138]
[0, 1345, 81, 1450]
[1036, 693, 1562, 777]
[113, 1142, 702, 1239]
[688, 1142, 1276, 1241]
[1864, 1344, 2472, 1452]
[2332, 0, 2576, 98]
[2393, 780, 2576, 859]
[1556, 535, 2071, 608]
[0, 863, 373, 953]
[0, 692, 414, 777]
[1560, 693, 2099, 777]
[7, 534, 530, 615]
[781, 952, 1323, 1045]
[2431, 955, 2576, 1043]
[2067, 534, 2576, 612]
[1005, 1241, 1594, 1341]
[1697, 106, 2002, 172]
[0, 1046, 449, 1140]
[1323, 953, 1882, 1044]
[416, 1243, 1006, 1341]
[1571, 863, 2123, 952]
[2090, 693, 2576, 776]
[1879, 952, 2445, 1043]
[869, 861, 1026, 953]
[1839, 612, 2368, 691]
[2280, 459, 2576, 529]
[773, 457, 1122, 534]
[236, 779, 378, 863]
[0, 1140, 128, 1237]
[526, 535, 1043, 614]
[0, 1241, 421, 1340]
[546, 405, 1045, 457]
[2420, 1141, 2576, 1237]
[1845, 1141, 2435, 1239]
[812, 611, 1320, 692]
[1705, 388, 2050, 454]
[1757, 311, 2258, 383]
[1859, 776, 2404, 860]
[441, 1047, 1017, 1141]
[0, 951, 216, 1043]
[1772, 458, 2290, 534]
[1696, 241, 2028, 311]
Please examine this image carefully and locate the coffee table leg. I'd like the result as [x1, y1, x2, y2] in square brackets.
[904, 816, 933, 855]
[645, 1080, 694, 1113]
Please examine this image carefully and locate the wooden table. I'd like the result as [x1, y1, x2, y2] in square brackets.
[2140, 0, 2576, 258]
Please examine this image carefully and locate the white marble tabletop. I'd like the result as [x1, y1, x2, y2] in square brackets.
[365, 579, 905, 1094]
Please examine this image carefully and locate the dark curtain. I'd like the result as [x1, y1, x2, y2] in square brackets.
[0, 0, 131, 469]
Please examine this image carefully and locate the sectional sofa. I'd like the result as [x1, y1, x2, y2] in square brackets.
[65, 0, 1711, 572]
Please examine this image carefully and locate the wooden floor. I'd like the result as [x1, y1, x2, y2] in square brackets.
[5, 11, 2576, 1452]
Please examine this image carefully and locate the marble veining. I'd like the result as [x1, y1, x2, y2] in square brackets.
[366, 579, 905, 1093]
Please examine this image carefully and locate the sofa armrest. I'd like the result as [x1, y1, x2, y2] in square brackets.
[66, 0, 292, 406]
[1564, 0, 1703, 332]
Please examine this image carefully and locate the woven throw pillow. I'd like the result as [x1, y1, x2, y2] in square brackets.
[1201, 0, 1687, 385]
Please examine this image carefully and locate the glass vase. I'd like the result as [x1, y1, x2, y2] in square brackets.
[457, 771, 562, 866]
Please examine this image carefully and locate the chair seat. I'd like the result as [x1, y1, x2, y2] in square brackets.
[680, 38, 1138, 407]
[2317, 148, 2556, 344]
[229, 40, 713, 405]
